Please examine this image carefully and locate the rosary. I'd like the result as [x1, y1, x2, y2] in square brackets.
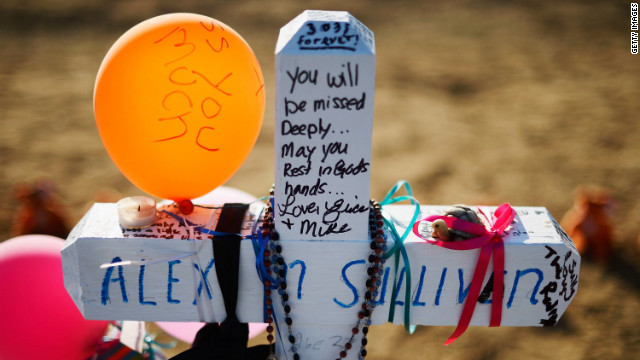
[259, 189, 387, 360]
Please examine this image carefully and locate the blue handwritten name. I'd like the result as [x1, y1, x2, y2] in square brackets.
[99, 256, 545, 310]
[507, 268, 543, 308]
[333, 259, 366, 308]
[167, 260, 181, 304]
[192, 259, 215, 305]
[101, 257, 128, 305]
[289, 260, 307, 300]
[138, 261, 157, 306]
[336, 264, 544, 309]
[411, 266, 427, 306]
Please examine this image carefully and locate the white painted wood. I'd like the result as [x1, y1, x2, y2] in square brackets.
[62, 203, 579, 327]
[274, 10, 376, 241]
[272, 324, 369, 359]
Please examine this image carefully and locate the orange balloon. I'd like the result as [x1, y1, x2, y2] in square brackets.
[94, 13, 265, 201]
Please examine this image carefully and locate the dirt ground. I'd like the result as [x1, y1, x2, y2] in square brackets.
[1, 0, 639, 359]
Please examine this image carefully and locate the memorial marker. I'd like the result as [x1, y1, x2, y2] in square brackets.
[62, 10, 580, 360]
[274, 10, 375, 241]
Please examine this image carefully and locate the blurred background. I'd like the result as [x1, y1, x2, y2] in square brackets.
[1, 0, 639, 359]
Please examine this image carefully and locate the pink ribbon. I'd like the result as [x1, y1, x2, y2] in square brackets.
[411, 203, 516, 345]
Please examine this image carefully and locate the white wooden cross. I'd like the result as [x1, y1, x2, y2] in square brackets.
[62, 10, 580, 360]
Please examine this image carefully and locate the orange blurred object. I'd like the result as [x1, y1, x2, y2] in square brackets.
[12, 179, 70, 239]
[560, 186, 614, 264]
[94, 13, 265, 202]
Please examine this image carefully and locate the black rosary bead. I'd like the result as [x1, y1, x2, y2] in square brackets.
[261, 196, 300, 359]
[262, 198, 387, 360]
[335, 202, 386, 359]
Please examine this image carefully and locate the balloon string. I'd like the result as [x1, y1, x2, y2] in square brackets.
[249, 197, 282, 322]
[162, 209, 246, 237]
[248, 196, 294, 359]
[101, 208, 257, 270]
[194, 203, 262, 210]
[100, 251, 198, 268]
[248, 201, 273, 322]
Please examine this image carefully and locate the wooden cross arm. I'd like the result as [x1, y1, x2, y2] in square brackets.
[62, 203, 579, 328]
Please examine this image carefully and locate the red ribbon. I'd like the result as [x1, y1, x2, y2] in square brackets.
[411, 203, 516, 345]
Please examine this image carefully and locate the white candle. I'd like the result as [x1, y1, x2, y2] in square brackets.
[117, 196, 157, 229]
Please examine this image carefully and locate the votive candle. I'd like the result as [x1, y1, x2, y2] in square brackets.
[117, 196, 157, 229]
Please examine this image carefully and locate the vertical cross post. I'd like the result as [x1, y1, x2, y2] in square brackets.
[274, 10, 375, 242]
[273, 10, 376, 359]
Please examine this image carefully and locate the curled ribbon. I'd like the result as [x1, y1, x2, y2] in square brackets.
[411, 203, 516, 345]
[380, 181, 421, 334]
[248, 199, 279, 318]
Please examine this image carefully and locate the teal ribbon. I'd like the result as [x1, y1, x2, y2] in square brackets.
[144, 334, 176, 360]
[380, 181, 421, 334]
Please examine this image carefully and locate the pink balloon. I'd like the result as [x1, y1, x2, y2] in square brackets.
[158, 186, 267, 344]
[0, 235, 108, 360]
